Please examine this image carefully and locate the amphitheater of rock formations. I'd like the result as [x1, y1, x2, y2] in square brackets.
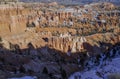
[0, 2, 119, 52]
[0, 1, 120, 79]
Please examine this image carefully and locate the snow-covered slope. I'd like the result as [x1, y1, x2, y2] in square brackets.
[8, 76, 37, 79]
[69, 45, 120, 79]
[69, 57, 120, 79]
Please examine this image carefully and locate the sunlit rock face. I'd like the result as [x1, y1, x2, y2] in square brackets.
[0, 2, 119, 54]
[0, 4, 26, 36]
[0, 4, 41, 36]
[0, 4, 73, 36]
[46, 33, 120, 53]
[2, 29, 120, 53]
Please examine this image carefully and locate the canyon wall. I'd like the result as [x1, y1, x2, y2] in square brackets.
[3, 31, 120, 54]
[0, 4, 31, 36]
[0, 3, 119, 54]
[0, 3, 73, 37]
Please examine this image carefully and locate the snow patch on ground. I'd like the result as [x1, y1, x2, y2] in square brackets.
[8, 76, 37, 79]
[69, 57, 120, 79]
[69, 46, 120, 79]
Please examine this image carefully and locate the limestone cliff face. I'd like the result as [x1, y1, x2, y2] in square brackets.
[0, 4, 33, 36]
[4, 31, 119, 54]
[47, 33, 120, 53]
